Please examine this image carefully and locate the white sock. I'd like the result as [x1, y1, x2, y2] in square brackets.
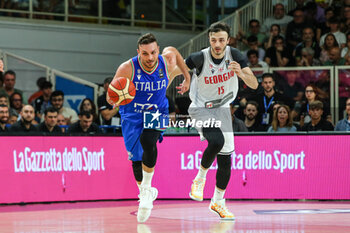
[141, 170, 154, 187]
[195, 166, 208, 180]
[213, 186, 225, 202]
[137, 183, 141, 191]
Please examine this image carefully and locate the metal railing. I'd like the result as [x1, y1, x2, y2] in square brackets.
[0, 49, 101, 108]
[0, 0, 206, 31]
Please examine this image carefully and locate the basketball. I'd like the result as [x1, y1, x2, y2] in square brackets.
[107, 77, 136, 105]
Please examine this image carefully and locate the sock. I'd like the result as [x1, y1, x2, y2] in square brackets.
[137, 183, 141, 191]
[213, 186, 225, 202]
[195, 166, 208, 180]
[141, 170, 154, 187]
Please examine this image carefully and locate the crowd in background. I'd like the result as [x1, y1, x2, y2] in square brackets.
[0, 0, 349, 135]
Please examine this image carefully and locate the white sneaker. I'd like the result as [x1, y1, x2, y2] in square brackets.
[189, 178, 206, 201]
[209, 199, 235, 221]
[137, 186, 158, 223]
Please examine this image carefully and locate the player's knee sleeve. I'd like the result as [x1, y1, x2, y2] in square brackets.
[140, 130, 160, 168]
[216, 154, 232, 190]
[132, 161, 143, 182]
[201, 127, 225, 169]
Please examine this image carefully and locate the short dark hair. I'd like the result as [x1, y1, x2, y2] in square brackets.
[37, 77, 47, 89]
[79, 110, 92, 118]
[50, 90, 64, 100]
[104, 77, 113, 84]
[137, 33, 157, 48]
[249, 19, 259, 26]
[246, 100, 259, 110]
[247, 35, 258, 43]
[262, 73, 274, 81]
[309, 100, 324, 110]
[208, 22, 230, 37]
[0, 104, 8, 108]
[247, 49, 259, 58]
[0, 93, 8, 99]
[4, 70, 16, 78]
[44, 106, 58, 115]
[273, 35, 284, 44]
[42, 81, 52, 89]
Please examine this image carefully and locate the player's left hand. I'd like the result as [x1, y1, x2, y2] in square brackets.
[176, 78, 190, 95]
[228, 61, 244, 78]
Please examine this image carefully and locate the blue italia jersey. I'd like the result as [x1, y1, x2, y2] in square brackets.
[119, 55, 169, 121]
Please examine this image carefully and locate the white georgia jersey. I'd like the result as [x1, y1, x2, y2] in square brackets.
[189, 46, 238, 108]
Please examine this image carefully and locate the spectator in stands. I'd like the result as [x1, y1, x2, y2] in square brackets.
[324, 47, 346, 65]
[301, 100, 334, 131]
[340, 5, 350, 34]
[281, 71, 304, 102]
[57, 113, 67, 133]
[7, 115, 17, 125]
[243, 101, 266, 132]
[79, 98, 100, 125]
[267, 105, 297, 133]
[28, 77, 46, 104]
[288, 0, 306, 16]
[0, 93, 18, 117]
[262, 3, 293, 35]
[242, 35, 265, 62]
[248, 73, 294, 126]
[98, 77, 120, 126]
[341, 32, 350, 60]
[230, 101, 248, 132]
[67, 110, 101, 134]
[335, 97, 350, 131]
[298, 47, 322, 66]
[294, 27, 321, 65]
[293, 83, 330, 127]
[319, 17, 346, 48]
[50, 90, 78, 124]
[316, 7, 334, 43]
[319, 33, 339, 64]
[264, 24, 283, 50]
[37, 107, 62, 134]
[0, 104, 9, 133]
[9, 105, 38, 133]
[285, 9, 308, 49]
[10, 92, 23, 117]
[1, 70, 26, 104]
[33, 81, 52, 121]
[238, 19, 266, 48]
[247, 50, 268, 68]
[264, 36, 291, 67]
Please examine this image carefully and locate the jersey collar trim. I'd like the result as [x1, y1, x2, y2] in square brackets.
[138, 55, 159, 75]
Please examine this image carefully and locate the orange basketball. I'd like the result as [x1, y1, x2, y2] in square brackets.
[107, 77, 136, 106]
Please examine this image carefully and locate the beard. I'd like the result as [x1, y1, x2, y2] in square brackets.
[22, 117, 33, 125]
[0, 117, 8, 124]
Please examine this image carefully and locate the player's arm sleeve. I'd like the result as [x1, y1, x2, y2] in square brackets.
[230, 47, 248, 69]
[185, 51, 204, 74]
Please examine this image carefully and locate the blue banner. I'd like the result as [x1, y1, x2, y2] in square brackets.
[55, 75, 94, 113]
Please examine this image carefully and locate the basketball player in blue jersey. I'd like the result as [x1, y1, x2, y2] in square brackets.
[174, 22, 258, 220]
[108, 33, 191, 223]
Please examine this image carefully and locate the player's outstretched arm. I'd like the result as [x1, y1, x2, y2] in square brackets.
[162, 46, 191, 94]
[229, 61, 258, 90]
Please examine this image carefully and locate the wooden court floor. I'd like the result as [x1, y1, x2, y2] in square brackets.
[0, 200, 349, 233]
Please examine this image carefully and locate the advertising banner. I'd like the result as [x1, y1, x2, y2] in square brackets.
[1, 135, 349, 203]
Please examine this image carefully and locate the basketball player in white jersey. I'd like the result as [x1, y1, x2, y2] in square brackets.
[176, 22, 258, 220]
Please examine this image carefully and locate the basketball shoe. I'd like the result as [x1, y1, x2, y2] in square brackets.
[209, 199, 235, 221]
[137, 186, 158, 223]
[189, 178, 205, 201]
